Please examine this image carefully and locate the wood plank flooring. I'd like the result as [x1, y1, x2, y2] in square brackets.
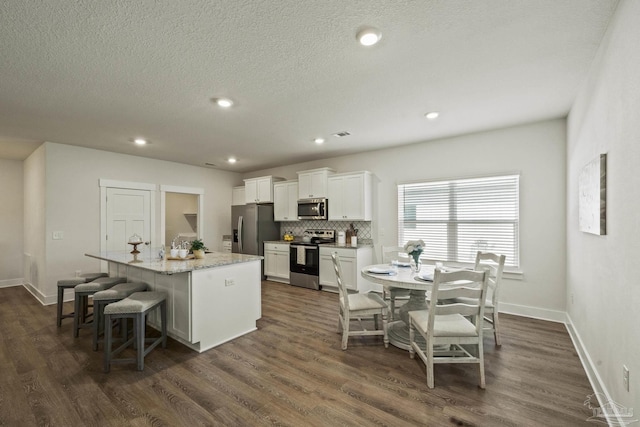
[0, 282, 594, 426]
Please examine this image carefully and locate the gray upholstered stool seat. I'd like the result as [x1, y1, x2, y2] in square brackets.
[56, 272, 108, 327]
[73, 276, 126, 337]
[92, 282, 148, 350]
[104, 291, 167, 372]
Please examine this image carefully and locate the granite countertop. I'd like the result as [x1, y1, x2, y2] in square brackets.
[85, 250, 263, 275]
[264, 240, 373, 249]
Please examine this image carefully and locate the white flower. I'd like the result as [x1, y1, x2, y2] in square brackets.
[404, 239, 425, 255]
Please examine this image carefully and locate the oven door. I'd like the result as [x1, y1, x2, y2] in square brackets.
[290, 244, 319, 276]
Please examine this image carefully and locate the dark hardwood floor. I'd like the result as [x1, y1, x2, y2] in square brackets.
[0, 282, 593, 426]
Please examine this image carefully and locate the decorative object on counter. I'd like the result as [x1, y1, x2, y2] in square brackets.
[283, 231, 294, 241]
[190, 238, 208, 259]
[404, 239, 425, 273]
[128, 233, 143, 255]
[351, 235, 358, 247]
[158, 247, 165, 260]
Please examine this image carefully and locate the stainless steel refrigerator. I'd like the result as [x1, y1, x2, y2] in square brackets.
[232, 204, 280, 258]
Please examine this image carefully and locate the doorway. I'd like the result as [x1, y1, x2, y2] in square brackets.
[159, 185, 204, 250]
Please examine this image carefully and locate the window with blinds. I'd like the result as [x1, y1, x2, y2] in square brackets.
[397, 174, 519, 267]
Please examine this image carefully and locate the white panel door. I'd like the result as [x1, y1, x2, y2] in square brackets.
[106, 188, 151, 252]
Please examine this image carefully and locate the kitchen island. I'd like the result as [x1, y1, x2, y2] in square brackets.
[86, 250, 263, 353]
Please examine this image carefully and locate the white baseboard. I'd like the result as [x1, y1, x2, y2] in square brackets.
[499, 302, 568, 323]
[565, 313, 628, 427]
[0, 278, 24, 288]
[22, 282, 56, 305]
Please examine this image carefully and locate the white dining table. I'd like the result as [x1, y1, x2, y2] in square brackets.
[361, 263, 476, 350]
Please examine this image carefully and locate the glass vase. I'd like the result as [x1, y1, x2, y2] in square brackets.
[411, 258, 422, 273]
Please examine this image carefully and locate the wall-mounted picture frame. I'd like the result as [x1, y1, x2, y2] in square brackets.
[578, 153, 607, 235]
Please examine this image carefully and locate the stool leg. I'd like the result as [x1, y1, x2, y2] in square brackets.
[93, 300, 103, 351]
[57, 287, 64, 327]
[104, 313, 113, 373]
[136, 313, 145, 371]
[161, 300, 167, 348]
[73, 294, 81, 338]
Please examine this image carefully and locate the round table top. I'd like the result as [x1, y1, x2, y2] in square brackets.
[361, 264, 436, 290]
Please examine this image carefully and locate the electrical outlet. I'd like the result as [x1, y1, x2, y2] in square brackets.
[75, 270, 82, 277]
[623, 365, 630, 392]
[52, 231, 64, 240]
[225, 278, 235, 287]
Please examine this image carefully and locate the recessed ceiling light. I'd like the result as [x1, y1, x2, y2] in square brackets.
[314, 138, 325, 144]
[356, 27, 382, 46]
[213, 98, 234, 108]
[227, 157, 237, 164]
[134, 138, 147, 145]
[425, 112, 440, 120]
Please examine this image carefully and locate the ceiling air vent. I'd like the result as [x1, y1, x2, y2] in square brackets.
[332, 131, 351, 138]
[205, 163, 217, 167]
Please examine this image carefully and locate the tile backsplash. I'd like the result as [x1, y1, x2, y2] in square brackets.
[280, 220, 371, 240]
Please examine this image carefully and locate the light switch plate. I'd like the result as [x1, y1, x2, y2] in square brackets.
[52, 231, 64, 240]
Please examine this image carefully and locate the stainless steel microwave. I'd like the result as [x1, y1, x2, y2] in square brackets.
[297, 198, 328, 220]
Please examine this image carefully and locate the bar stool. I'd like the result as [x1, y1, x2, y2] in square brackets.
[92, 282, 148, 350]
[73, 276, 127, 337]
[103, 291, 167, 372]
[56, 272, 108, 327]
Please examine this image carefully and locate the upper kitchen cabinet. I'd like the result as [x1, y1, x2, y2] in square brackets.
[273, 180, 299, 221]
[244, 176, 283, 204]
[328, 171, 373, 221]
[232, 186, 245, 206]
[297, 167, 335, 199]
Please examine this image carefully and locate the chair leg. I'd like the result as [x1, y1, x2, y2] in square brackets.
[492, 311, 502, 346]
[426, 338, 435, 389]
[478, 340, 486, 389]
[382, 310, 389, 348]
[341, 312, 350, 350]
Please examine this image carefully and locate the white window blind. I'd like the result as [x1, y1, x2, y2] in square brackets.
[398, 174, 519, 267]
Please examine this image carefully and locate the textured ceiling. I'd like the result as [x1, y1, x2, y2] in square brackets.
[0, 1, 618, 172]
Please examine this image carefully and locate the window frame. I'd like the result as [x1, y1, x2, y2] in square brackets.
[397, 173, 520, 268]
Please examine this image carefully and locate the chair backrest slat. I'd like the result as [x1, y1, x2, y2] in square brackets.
[427, 268, 490, 335]
[475, 252, 506, 306]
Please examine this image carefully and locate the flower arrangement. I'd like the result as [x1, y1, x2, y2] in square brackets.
[403, 239, 425, 265]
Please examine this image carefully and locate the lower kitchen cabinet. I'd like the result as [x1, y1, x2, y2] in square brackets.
[264, 242, 290, 283]
[319, 246, 374, 292]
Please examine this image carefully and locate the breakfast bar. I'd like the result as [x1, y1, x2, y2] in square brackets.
[85, 250, 263, 353]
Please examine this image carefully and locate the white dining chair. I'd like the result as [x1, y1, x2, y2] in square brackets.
[380, 245, 411, 320]
[332, 252, 389, 350]
[454, 252, 506, 346]
[409, 268, 489, 389]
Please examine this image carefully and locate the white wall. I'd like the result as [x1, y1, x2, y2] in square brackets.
[23, 146, 46, 295]
[567, 0, 639, 413]
[248, 119, 567, 318]
[0, 158, 24, 285]
[25, 142, 241, 303]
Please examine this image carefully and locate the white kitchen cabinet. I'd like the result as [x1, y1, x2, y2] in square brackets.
[297, 167, 334, 199]
[264, 242, 290, 283]
[319, 246, 374, 292]
[232, 186, 245, 206]
[273, 180, 299, 221]
[328, 171, 373, 221]
[244, 176, 283, 204]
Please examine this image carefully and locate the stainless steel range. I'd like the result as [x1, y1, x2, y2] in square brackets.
[289, 229, 335, 290]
